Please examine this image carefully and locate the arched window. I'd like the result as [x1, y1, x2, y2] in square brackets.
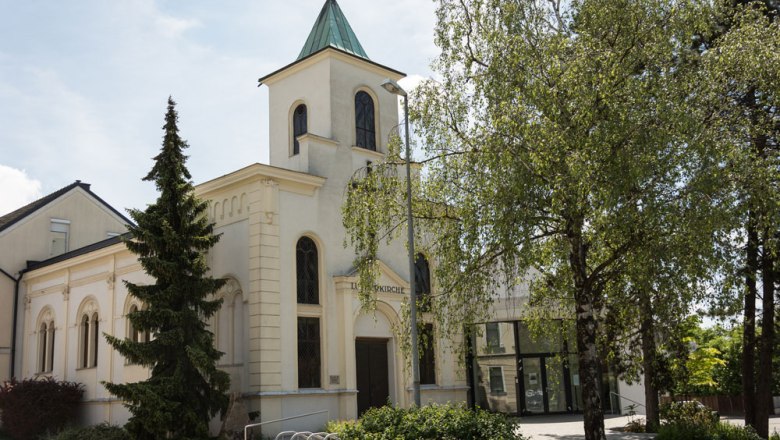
[38, 322, 55, 373]
[36, 308, 55, 373]
[38, 322, 48, 372]
[355, 91, 376, 150]
[127, 304, 150, 345]
[296, 237, 319, 304]
[292, 104, 307, 155]
[415, 254, 431, 311]
[79, 307, 99, 369]
[212, 279, 244, 367]
[92, 313, 99, 367]
[80, 314, 90, 368]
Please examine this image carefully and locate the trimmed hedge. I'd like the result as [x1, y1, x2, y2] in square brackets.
[0, 377, 84, 440]
[326, 403, 523, 440]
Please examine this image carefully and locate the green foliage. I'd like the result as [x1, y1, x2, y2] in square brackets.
[344, 0, 725, 438]
[325, 403, 522, 440]
[103, 97, 229, 439]
[44, 424, 131, 440]
[0, 377, 84, 440]
[660, 401, 719, 428]
[658, 418, 761, 440]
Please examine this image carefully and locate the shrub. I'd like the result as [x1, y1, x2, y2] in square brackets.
[0, 377, 84, 440]
[325, 403, 523, 440]
[660, 401, 719, 428]
[657, 420, 712, 440]
[43, 423, 131, 440]
[710, 423, 762, 440]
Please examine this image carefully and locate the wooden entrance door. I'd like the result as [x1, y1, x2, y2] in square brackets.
[355, 339, 389, 416]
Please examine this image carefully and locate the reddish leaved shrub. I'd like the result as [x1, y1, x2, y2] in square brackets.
[0, 377, 84, 439]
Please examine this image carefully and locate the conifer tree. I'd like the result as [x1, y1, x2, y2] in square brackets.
[104, 97, 229, 440]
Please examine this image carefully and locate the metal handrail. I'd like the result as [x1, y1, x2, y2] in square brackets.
[609, 391, 646, 415]
[243, 409, 329, 440]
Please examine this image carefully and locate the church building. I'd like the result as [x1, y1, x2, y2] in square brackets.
[13, 0, 467, 434]
[5, 0, 646, 436]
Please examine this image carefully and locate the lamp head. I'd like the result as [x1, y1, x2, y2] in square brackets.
[380, 78, 407, 97]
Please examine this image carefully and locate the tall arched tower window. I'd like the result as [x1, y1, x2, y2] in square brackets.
[292, 104, 307, 155]
[415, 253, 431, 311]
[355, 91, 376, 151]
[296, 237, 319, 304]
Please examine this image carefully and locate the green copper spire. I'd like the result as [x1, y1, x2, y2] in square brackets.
[297, 0, 369, 61]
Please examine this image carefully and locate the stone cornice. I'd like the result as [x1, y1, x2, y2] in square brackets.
[195, 163, 326, 197]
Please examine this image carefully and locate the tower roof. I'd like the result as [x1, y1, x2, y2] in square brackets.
[297, 0, 368, 61]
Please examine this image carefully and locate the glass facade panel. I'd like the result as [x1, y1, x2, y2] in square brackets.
[474, 325, 517, 414]
[568, 354, 583, 411]
[470, 319, 614, 416]
[477, 322, 515, 355]
[517, 322, 561, 354]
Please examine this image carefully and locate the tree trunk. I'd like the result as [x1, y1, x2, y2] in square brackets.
[575, 294, 606, 440]
[743, 216, 758, 428]
[639, 290, 660, 433]
[568, 219, 606, 440]
[755, 243, 774, 438]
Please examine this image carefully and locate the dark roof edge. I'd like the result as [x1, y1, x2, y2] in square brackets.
[258, 46, 405, 86]
[83, 185, 135, 227]
[24, 233, 130, 273]
[0, 267, 17, 282]
[0, 181, 134, 234]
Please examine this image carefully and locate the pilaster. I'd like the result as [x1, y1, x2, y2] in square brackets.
[247, 179, 282, 391]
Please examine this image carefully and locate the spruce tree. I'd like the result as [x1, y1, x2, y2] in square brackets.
[104, 97, 229, 440]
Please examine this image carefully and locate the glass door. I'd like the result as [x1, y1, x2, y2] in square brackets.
[545, 356, 567, 412]
[521, 358, 544, 413]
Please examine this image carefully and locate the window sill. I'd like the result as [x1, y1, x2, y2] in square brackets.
[297, 304, 322, 316]
[76, 366, 97, 371]
[350, 146, 384, 160]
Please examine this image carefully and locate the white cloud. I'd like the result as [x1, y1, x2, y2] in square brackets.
[0, 165, 42, 216]
[155, 15, 200, 38]
[399, 74, 426, 93]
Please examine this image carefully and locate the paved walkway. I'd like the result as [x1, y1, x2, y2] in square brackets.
[516, 414, 780, 440]
[517, 414, 654, 440]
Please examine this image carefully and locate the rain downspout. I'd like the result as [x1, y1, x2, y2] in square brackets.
[1, 268, 19, 379]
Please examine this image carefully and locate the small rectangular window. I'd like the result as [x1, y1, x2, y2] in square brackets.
[297, 317, 321, 388]
[50, 219, 70, 256]
[489, 366, 505, 393]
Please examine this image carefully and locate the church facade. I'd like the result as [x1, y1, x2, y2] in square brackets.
[16, 1, 467, 434]
[9, 1, 646, 435]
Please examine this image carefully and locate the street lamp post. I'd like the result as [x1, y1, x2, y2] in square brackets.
[380, 78, 420, 407]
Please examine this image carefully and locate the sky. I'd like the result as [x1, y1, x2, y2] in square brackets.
[0, 0, 439, 216]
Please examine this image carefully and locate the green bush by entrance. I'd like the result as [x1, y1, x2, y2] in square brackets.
[325, 403, 524, 439]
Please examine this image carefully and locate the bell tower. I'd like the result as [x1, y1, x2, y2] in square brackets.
[258, 0, 405, 181]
